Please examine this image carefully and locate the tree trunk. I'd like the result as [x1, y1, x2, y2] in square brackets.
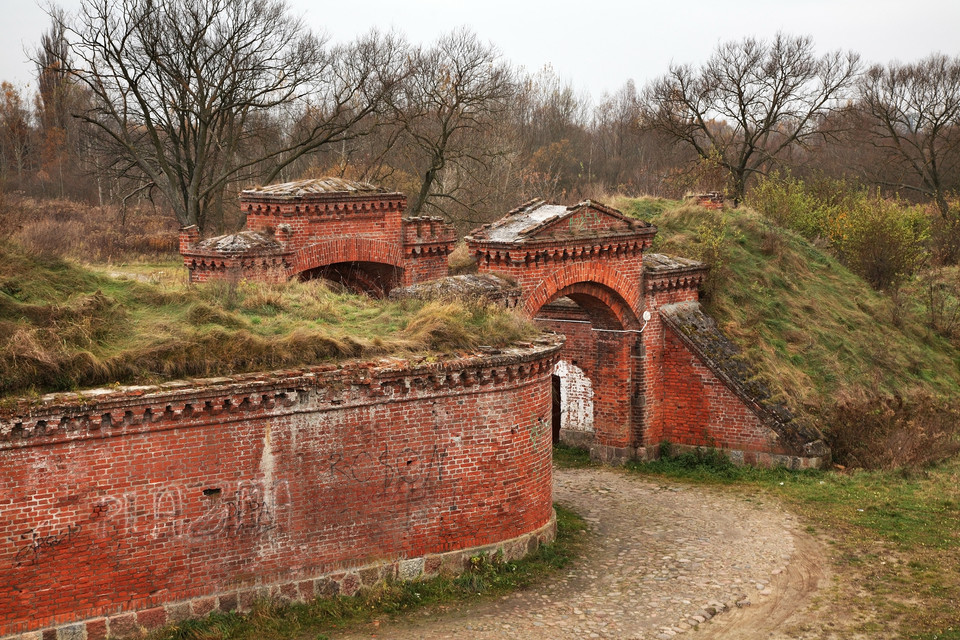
[411, 164, 439, 216]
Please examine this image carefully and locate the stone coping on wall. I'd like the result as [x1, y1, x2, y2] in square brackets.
[659, 301, 829, 462]
[239, 177, 395, 200]
[0, 335, 565, 451]
[1, 512, 557, 640]
[644, 253, 708, 293]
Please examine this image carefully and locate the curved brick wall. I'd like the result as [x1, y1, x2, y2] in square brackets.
[0, 337, 561, 638]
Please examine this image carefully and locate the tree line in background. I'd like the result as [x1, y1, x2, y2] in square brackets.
[1, 0, 959, 274]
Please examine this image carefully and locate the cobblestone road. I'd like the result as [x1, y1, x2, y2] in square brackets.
[333, 466, 823, 640]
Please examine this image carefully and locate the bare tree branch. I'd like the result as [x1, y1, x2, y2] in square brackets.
[858, 54, 960, 217]
[642, 33, 860, 200]
[56, 0, 405, 232]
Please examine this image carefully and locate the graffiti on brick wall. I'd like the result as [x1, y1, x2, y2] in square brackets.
[567, 208, 602, 235]
[11, 523, 82, 568]
[6, 479, 293, 568]
[91, 479, 292, 543]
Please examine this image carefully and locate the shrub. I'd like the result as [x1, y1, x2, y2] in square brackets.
[749, 174, 929, 291]
[747, 171, 834, 240]
[824, 391, 960, 470]
[929, 205, 960, 265]
[688, 209, 741, 300]
[829, 194, 928, 291]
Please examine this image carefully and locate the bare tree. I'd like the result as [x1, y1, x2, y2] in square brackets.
[643, 33, 860, 200]
[399, 27, 514, 218]
[858, 54, 960, 218]
[0, 83, 32, 186]
[56, 0, 405, 232]
[33, 9, 88, 199]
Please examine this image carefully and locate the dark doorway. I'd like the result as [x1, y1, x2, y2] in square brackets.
[552, 374, 562, 443]
[299, 261, 401, 298]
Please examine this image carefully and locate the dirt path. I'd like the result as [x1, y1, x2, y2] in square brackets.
[333, 467, 826, 640]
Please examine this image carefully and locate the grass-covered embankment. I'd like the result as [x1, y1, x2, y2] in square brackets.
[616, 197, 960, 467]
[619, 198, 960, 410]
[0, 246, 538, 399]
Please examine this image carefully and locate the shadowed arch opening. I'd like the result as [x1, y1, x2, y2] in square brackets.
[535, 281, 640, 330]
[299, 261, 402, 297]
[291, 238, 406, 297]
[521, 264, 644, 328]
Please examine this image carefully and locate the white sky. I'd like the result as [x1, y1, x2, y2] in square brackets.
[2, 0, 960, 101]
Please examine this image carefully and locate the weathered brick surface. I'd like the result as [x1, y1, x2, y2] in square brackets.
[181, 183, 454, 291]
[471, 201, 825, 466]
[469, 201, 655, 458]
[0, 340, 560, 637]
[657, 323, 784, 452]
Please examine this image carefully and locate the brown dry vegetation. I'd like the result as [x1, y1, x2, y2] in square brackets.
[0, 192, 179, 262]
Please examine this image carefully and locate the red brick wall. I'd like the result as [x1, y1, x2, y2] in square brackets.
[243, 194, 407, 255]
[476, 251, 647, 323]
[536, 311, 595, 441]
[185, 195, 455, 289]
[401, 217, 456, 286]
[0, 341, 560, 637]
[538, 208, 633, 237]
[183, 254, 291, 284]
[535, 306, 636, 451]
[656, 323, 786, 454]
[639, 286, 701, 448]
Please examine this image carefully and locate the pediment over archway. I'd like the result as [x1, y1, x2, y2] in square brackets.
[467, 199, 653, 245]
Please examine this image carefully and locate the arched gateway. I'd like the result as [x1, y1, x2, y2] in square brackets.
[180, 178, 454, 294]
[466, 199, 828, 465]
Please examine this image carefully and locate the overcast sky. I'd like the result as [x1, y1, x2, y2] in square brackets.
[3, 0, 960, 100]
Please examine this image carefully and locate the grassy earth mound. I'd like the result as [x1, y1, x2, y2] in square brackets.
[0, 245, 538, 398]
[618, 198, 960, 411]
[616, 198, 960, 468]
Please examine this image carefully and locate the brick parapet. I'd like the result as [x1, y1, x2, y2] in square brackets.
[400, 216, 456, 285]
[401, 216, 456, 247]
[0, 338, 563, 451]
[182, 186, 459, 288]
[178, 226, 200, 254]
[468, 234, 653, 270]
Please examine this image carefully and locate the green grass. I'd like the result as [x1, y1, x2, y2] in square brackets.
[619, 201, 960, 420]
[551, 442, 600, 468]
[149, 505, 587, 640]
[563, 444, 960, 638]
[0, 245, 539, 398]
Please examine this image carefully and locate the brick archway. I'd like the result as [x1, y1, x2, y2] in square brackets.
[292, 238, 405, 276]
[531, 281, 640, 331]
[521, 263, 644, 328]
[292, 238, 406, 296]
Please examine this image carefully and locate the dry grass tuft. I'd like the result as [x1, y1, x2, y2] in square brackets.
[447, 241, 478, 275]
